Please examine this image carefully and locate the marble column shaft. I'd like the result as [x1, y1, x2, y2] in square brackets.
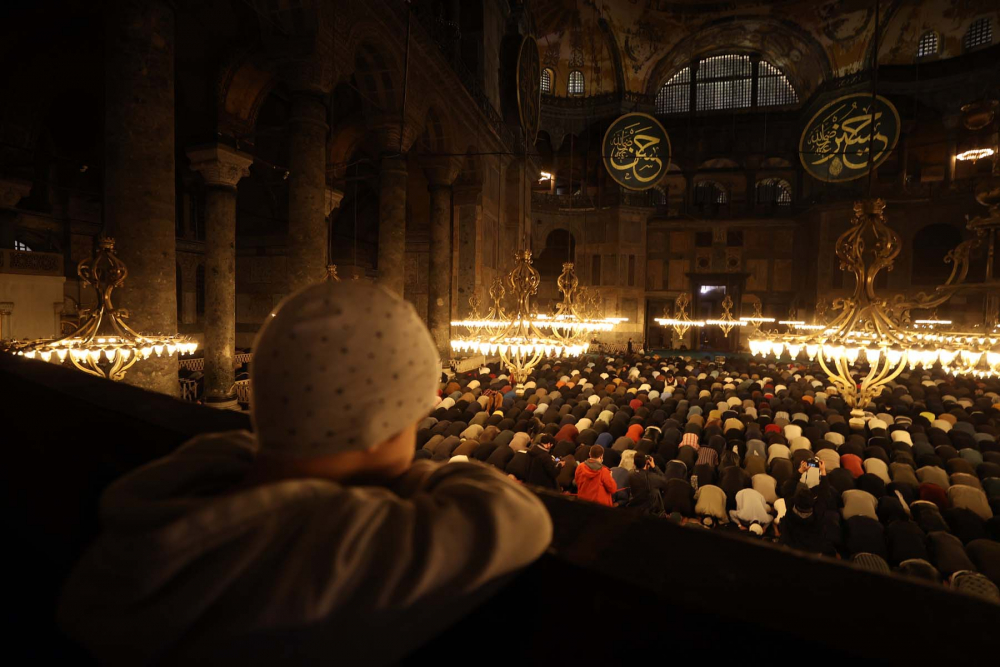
[104, 0, 178, 395]
[187, 144, 251, 404]
[427, 184, 452, 358]
[377, 156, 408, 296]
[287, 92, 329, 295]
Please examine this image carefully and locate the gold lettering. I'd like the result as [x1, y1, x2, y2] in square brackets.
[608, 121, 664, 185]
[806, 100, 890, 176]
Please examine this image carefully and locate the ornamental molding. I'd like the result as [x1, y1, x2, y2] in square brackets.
[186, 144, 253, 188]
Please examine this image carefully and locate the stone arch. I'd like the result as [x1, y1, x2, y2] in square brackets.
[415, 106, 450, 156]
[353, 41, 401, 114]
[697, 157, 741, 171]
[217, 51, 278, 137]
[644, 18, 831, 101]
[537, 228, 577, 281]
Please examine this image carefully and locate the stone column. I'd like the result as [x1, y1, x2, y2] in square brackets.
[104, 0, 178, 395]
[455, 186, 483, 318]
[377, 156, 408, 296]
[324, 185, 344, 274]
[187, 143, 252, 408]
[423, 157, 462, 358]
[287, 92, 329, 294]
[427, 184, 453, 358]
[0, 302, 12, 340]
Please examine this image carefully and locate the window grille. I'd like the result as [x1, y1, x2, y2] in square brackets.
[656, 56, 797, 114]
[655, 66, 690, 114]
[696, 54, 751, 111]
[916, 31, 938, 58]
[757, 60, 798, 106]
[568, 70, 584, 96]
[755, 178, 792, 206]
[540, 68, 552, 94]
[14, 240, 31, 251]
[694, 181, 728, 205]
[964, 18, 992, 51]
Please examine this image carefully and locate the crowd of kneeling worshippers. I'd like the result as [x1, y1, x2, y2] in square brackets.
[420, 353, 1000, 603]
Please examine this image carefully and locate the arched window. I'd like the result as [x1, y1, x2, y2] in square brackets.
[755, 178, 792, 206]
[537, 229, 576, 281]
[757, 61, 797, 106]
[694, 181, 728, 205]
[917, 31, 938, 58]
[540, 68, 553, 94]
[964, 18, 992, 51]
[196, 265, 205, 316]
[656, 54, 798, 115]
[911, 224, 963, 285]
[13, 240, 31, 252]
[568, 70, 584, 96]
[696, 54, 752, 111]
[655, 66, 690, 114]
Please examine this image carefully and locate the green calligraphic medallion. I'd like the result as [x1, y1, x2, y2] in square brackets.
[602, 112, 671, 191]
[799, 94, 900, 183]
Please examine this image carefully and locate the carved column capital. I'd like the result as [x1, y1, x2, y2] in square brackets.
[325, 187, 344, 217]
[420, 155, 464, 189]
[187, 144, 253, 189]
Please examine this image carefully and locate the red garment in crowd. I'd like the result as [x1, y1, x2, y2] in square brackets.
[554, 424, 580, 443]
[575, 461, 617, 506]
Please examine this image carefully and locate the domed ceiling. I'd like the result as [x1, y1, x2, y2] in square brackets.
[530, 0, 1000, 101]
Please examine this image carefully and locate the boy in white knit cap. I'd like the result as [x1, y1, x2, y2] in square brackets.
[58, 281, 552, 665]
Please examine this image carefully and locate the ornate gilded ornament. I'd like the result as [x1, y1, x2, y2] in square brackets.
[706, 294, 746, 338]
[1, 237, 197, 381]
[799, 94, 900, 183]
[602, 112, 671, 190]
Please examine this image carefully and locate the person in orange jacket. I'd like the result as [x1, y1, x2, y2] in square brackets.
[575, 444, 618, 506]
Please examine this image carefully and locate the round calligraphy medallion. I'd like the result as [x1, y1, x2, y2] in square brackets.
[516, 36, 541, 145]
[602, 112, 671, 191]
[799, 93, 900, 183]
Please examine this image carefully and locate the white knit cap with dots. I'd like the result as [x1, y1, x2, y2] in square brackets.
[251, 281, 441, 456]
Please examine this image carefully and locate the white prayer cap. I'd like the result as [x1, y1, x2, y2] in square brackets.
[252, 281, 439, 455]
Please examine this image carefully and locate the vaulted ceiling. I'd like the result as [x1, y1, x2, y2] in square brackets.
[531, 0, 1000, 101]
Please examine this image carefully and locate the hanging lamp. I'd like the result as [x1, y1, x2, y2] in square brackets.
[1, 236, 197, 380]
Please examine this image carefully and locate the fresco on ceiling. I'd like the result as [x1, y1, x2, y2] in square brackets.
[532, 0, 999, 98]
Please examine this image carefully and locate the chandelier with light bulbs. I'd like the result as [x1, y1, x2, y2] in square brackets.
[451, 251, 614, 394]
[706, 294, 747, 337]
[1, 237, 197, 381]
[747, 198, 1000, 408]
[655, 292, 705, 340]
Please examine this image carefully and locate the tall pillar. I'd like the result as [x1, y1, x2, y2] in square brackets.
[287, 92, 329, 295]
[427, 184, 453, 358]
[377, 156, 408, 296]
[187, 144, 252, 408]
[455, 185, 483, 318]
[104, 0, 178, 395]
[423, 156, 462, 358]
